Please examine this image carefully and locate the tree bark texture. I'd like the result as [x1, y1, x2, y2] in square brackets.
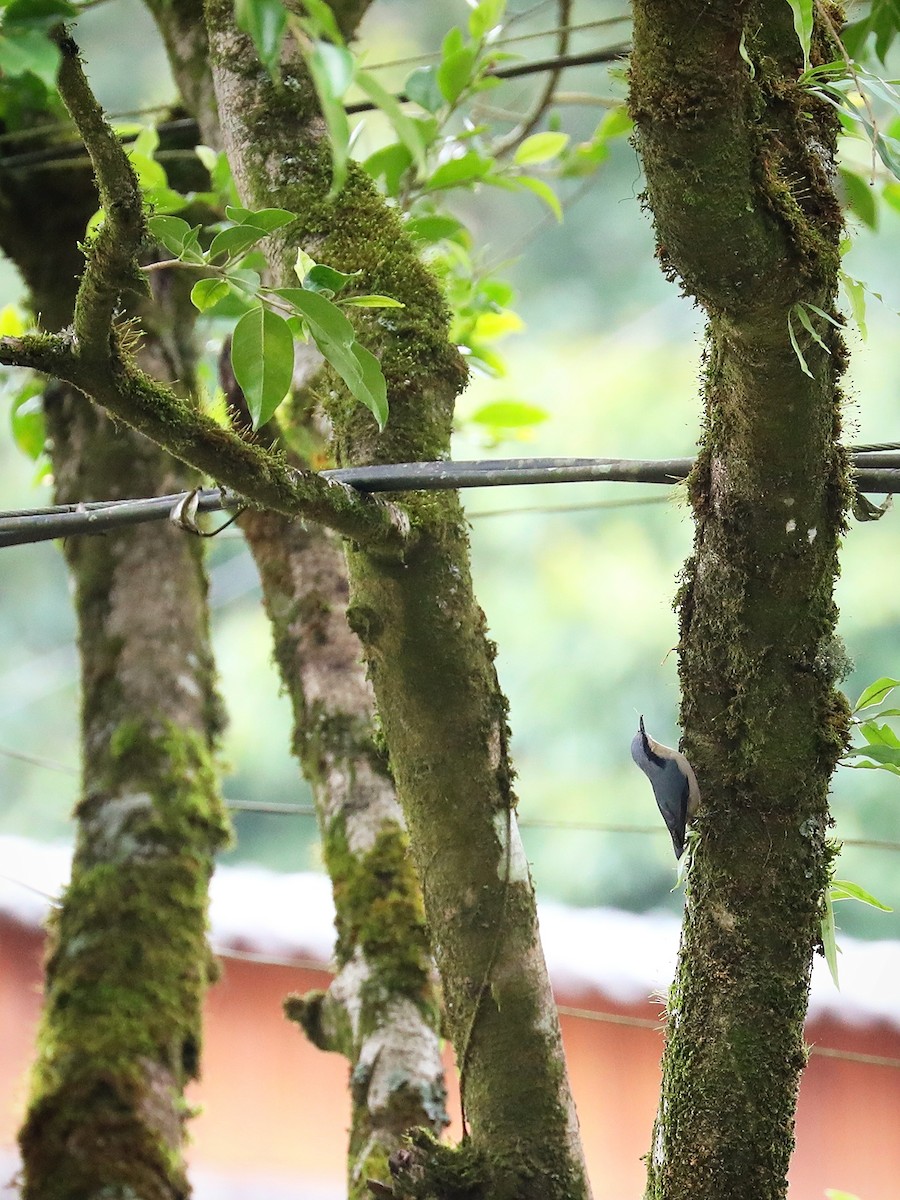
[630, 5, 850, 1199]
[202, 5, 591, 1197]
[245, 507, 449, 1195]
[145, 5, 450, 1189]
[0, 129, 230, 1199]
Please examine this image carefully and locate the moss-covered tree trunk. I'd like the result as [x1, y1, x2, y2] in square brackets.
[202, 7, 590, 1199]
[141, 7, 451, 1186]
[629, 5, 850, 1198]
[0, 125, 230, 1199]
[242, 505, 449, 1193]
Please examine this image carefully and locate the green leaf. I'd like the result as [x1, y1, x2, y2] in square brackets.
[839, 11, 899, 66]
[312, 39, 354, 97]
[859, 720, 900, 747]
[306, 40, 353, 198]
[840, 271, 868, 341]
[600, 107, 633, 139]
[208, 224, 269, 262]
[355, 69, 430, 177]
[227, 268, 261, 296]
[129, 125, 159, 158]
[347, 342, 388, 430]
[844, 743, 900, 768]
[196, 145, 239, 206]
[512, 174, 563, 220]
[224, 205, 295, 231]
[738, 29, 756, 79]
[426, 151, 493, 190]
[302, 263, 360, 295]
[404, 214, 468, 244]
[212, 286, 259, 318]
[0, 27, 60, 87]
[190, 278, 230, 312]
[364, 142, 414, 197]
[853, 677, 900, 711]
[785, 0, 813, 72]
[820, 889, 840, 988]
[296, 0, 344, 44]
[231, 305, 295, 427]
[470, 400, 547, 429]
[10, 387, 45, 459]
[288, 251, 314, 285]
[872, 0, 900, 61]
[831, 879, 893, 910]
[845, 754, 900, 774]
[787, 307, 813, 378]
[0, 304, 26, 336]
[469, 0, 505, 40]
[793, 303, 832, 354]
[441, 25, 465, 59]
[472, 309, 524, 340]
[561, 136, 610, 178]
[874, 130, 900, 181]
[127, 151, 167, 192]
[147, 214, 193, 256]
[273, 288, 388, 428]
[144, 187, 189, 214]
[513, 131, 570, 165]
[1, 0, 76, 21]
[438, 38, 479, 105]
[803, 302, 841, 328]
[234, 0, 286, 78]
[839, 167, 878, 229]
[404, 65, 445, 113]
[340, 295, 405, 308]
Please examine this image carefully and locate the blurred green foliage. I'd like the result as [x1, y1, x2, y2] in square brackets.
[1, 0, 900, 939]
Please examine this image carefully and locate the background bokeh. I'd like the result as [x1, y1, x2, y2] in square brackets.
[2, 0, 900, 936]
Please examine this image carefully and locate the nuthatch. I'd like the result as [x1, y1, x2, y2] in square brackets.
[631, 716, 700, 859]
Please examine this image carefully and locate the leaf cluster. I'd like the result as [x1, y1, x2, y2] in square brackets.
[844, 675, 900, 775]
[148, 207, 401, 430]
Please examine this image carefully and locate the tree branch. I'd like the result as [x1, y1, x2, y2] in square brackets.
[0, 332, 410, 551]
[0, 35, 409, 555]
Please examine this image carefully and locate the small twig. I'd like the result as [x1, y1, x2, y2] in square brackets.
[344, 46, 631, 115]
[141, 259, 207, 274]
[493, 0, 574, 157]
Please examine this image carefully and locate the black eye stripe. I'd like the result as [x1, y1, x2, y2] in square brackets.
[642, 736, 667, 770]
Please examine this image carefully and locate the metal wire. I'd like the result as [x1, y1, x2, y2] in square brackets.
[0, 453, 896, 549]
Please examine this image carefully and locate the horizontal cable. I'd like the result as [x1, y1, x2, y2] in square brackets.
[0, 488, 241, 548]
[1, 868, 889, 1067]
[0, 452, 897, 549]
[225, 800, 900, 853]
[0, 17, 632, 151]
[2, 766, 892, 851]
[346, 45, 629, 114]
[363, 16, 632, 72]
[0, 46, 630, 172]
[211, 949, 900, 1068]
